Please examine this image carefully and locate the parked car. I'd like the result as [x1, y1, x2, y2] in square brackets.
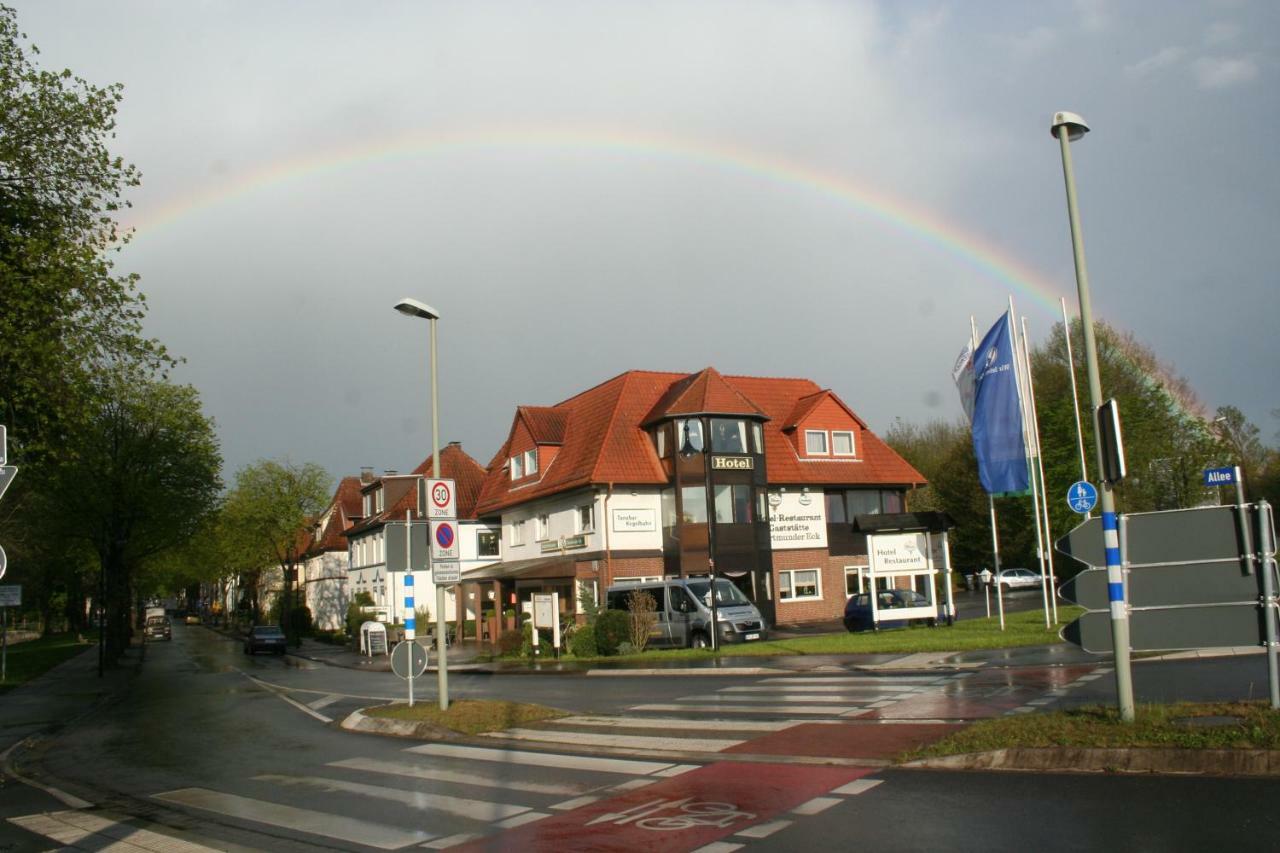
[184, 613, 202, 625]
[604, 577, 768, 649]
[143, 615, 172, 641]
[995, 568, 1042, 590]
[843, 589, 937, 632]
[244, 625, 287, 655]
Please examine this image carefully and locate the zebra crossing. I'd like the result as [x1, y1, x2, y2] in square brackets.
[478, 672, 972, 753]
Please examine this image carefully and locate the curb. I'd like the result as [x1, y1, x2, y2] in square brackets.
[903, 746, 1280, 777]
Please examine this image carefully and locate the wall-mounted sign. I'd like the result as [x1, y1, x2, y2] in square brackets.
[711, 455, 754, 471]
[562, 534, 587, 550]
[768, 491, 827, 550]
[869, 532, 930, 574]
[611, 508, 657, 532]
[540, 539, 561, 554]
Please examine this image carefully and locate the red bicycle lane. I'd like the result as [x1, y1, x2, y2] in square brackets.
[455, 762, 875, 852]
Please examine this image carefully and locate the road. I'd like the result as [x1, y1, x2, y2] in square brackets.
[3, 622, 1278, 851]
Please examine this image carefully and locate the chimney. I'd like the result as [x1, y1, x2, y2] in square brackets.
[360, 466, 375, 484]
[384, 469, 398, 477]
[448, 441, 462, 448]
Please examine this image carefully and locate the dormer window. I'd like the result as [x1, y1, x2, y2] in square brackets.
[524, 449, 538, 475]
[511, 454, 524, 480]
[374, 488, 384, 512]
[832, 430, 856, 456]
[805, 430, 829, 455]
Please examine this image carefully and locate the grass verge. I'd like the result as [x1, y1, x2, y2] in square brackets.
[538, 606, 1083, 663]
[903, 701, 1280, 761]
[363, 699, 568, 734]
[0, 633, 93, 693]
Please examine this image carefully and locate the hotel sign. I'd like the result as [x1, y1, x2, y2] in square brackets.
[869, 532, 930, 574]
[711, 455, 754, 471]
[768, 491, 827, 550]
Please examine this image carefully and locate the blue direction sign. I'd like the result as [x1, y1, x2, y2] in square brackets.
[1204, 467, 1237, 487]
[1067, 480, 1097, 514]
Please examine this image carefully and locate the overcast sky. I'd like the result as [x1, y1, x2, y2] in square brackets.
[13, 1, 1278, 485]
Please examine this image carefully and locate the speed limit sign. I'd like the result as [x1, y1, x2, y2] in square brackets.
[426, 478, 456, 519]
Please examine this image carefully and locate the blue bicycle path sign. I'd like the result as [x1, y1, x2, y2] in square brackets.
[1067, 481, 1098, 514]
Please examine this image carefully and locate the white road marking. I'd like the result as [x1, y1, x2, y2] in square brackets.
[678, 693, 883, 704]
[307, 693, 343, 710]
[405, 743, 676, 776]
[653, 764, 700, 777]
[758, 676, 945, 685]
[719, 684, 926, 694]
[692, 842, 744, 853]
[239, 672, 332, 723]
[9, 811, 223, 852]
[550, 715, 795, 731]
[329, 757, 589, 796]
[253, 774, 530, 821]
[422, 832, 480, 849]
[791, 797, 841, 815]
[494, 811, 549, 829]
[551, 795, 601, 811]
[153, 788, 432, 850]
[484, 728, 742, 753]
[832, 778, 883, 796]
[634, 703, 861, 715]
[735, 819, 793, 839]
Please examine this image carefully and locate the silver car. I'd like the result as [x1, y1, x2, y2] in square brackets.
[996, 568, 1042, 590]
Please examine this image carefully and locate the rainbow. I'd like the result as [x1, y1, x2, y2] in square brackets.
[121, 126, 1070, 314]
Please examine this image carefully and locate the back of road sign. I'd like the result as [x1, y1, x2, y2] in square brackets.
[1057, 505, 1249, 568]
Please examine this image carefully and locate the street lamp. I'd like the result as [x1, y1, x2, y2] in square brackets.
[393, 297, 450, 710]
[1051, 110, 1135, 722]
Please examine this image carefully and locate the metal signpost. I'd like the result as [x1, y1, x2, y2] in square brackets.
[1058, 503, 1280, 708]
[427, 479, 457, 711]
[0, 584, 19, 681]
[390, 638, 429, 680]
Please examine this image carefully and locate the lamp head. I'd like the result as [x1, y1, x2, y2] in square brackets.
[1051, 111, 1090, 141]
[393, 298, 440, 320]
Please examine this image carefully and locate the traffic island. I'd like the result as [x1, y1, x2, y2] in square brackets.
[899, 701, 1280, 776]
[342, 699, 568, 740]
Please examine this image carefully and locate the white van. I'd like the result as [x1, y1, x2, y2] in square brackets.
[605, 577, 769, 649]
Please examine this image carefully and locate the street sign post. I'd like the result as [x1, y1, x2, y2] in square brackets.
[432, 561, 460, 586]
[1057, 503, 1280, 707]
[0, 583, 19, 682]
[1204, 467, 1237, 487]
[425, 478, 456, 519]
[0, 466, 17, 504]
[390, 639, 429, 679]
[1067, 481, 1097, 515]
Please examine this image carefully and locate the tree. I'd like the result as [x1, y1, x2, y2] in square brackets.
[222, 459, 331, 639]
[40, 370, 222, 663]
[0, 4, 165, 463]
[626, 589, 658, 652]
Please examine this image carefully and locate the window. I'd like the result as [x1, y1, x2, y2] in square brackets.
[524, 448, 538, 475]
[832, 430, 855, 456]
[477, 529, 500, 557]
[680, 485, 707, 523]
[846, 490, 882, 517]
[752, 422, 764, 454]
[511, 454, 523, 480]
[536, 513, 551, 541]
[845, 567, 862, 596]
[779, 568, 822, 601]
[374, 489, 384, 512]
[577, 504, 594, 533]
[655, 426, 667, 458]
[825, 492, 847, 524]
[713, 484, 754, 524]
[882, 491, 904, 513]
[676, 419, 704, 455]
[710, 418, 747, 453]
[511, 520, 525, 546]
[805, 430, 828, 455]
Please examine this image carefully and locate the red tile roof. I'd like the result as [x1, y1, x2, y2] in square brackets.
[474, 369, 924, 516]
[346, 444, 488, 537]
[518, 407, 569, 445]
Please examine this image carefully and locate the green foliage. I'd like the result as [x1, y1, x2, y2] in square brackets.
[496, 629, 524, 657]
[568, 621, 598, 657]
[616, 641, 637, 656]
[593, 609, 629, 656]
[577, 580, 601, 624]
[626, 588, 658, 652]
[346, 597, 373, 639]
[289, 605, 312, 637]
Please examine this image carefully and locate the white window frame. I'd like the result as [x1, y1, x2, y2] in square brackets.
[511, 454, 524, 480]
[804, 430, 829, 456]
[831, 430, 856, 457]
[536, 513, 551, 541]
[477, 528, 500, 558]
[511, 519, 525, 546]
[779, 567, 823, 602]
[524, 448, 538, 475]
[375, 488, 384, 512]
[577, 504, 594, 533]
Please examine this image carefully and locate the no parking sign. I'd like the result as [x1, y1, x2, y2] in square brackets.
[431, 519, 459, 561]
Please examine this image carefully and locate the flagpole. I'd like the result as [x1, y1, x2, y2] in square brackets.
[1010, 297, 1052, 630]
[1022, 315, 1059, 624]
[972, 315, 1006, 632]
[1061, 297, 1090, 515]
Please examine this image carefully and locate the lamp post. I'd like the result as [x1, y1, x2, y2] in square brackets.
[1052, 111, 1135, 721]
[394, 297, 450, 710]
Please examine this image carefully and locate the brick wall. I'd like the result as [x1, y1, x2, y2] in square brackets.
[772, 548, 869, 625]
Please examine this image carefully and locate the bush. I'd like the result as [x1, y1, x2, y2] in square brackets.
[594, 609, 629, 656]
[288, 606, 313, 638]
[497, 629, 524, 657]
[626, 589, 658, 652]
[568, 622, 598, 657]
[616, 641, 636, 656]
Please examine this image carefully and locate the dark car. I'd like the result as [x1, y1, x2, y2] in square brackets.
[244, 625, 287, 655]
[843, 589, 937, 632]
[144, 615, 172, 641]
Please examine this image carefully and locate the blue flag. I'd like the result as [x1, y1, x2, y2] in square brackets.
[971, 311, 1030, 495]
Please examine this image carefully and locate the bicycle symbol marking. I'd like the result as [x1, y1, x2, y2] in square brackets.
[586, 797, 757, 832]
